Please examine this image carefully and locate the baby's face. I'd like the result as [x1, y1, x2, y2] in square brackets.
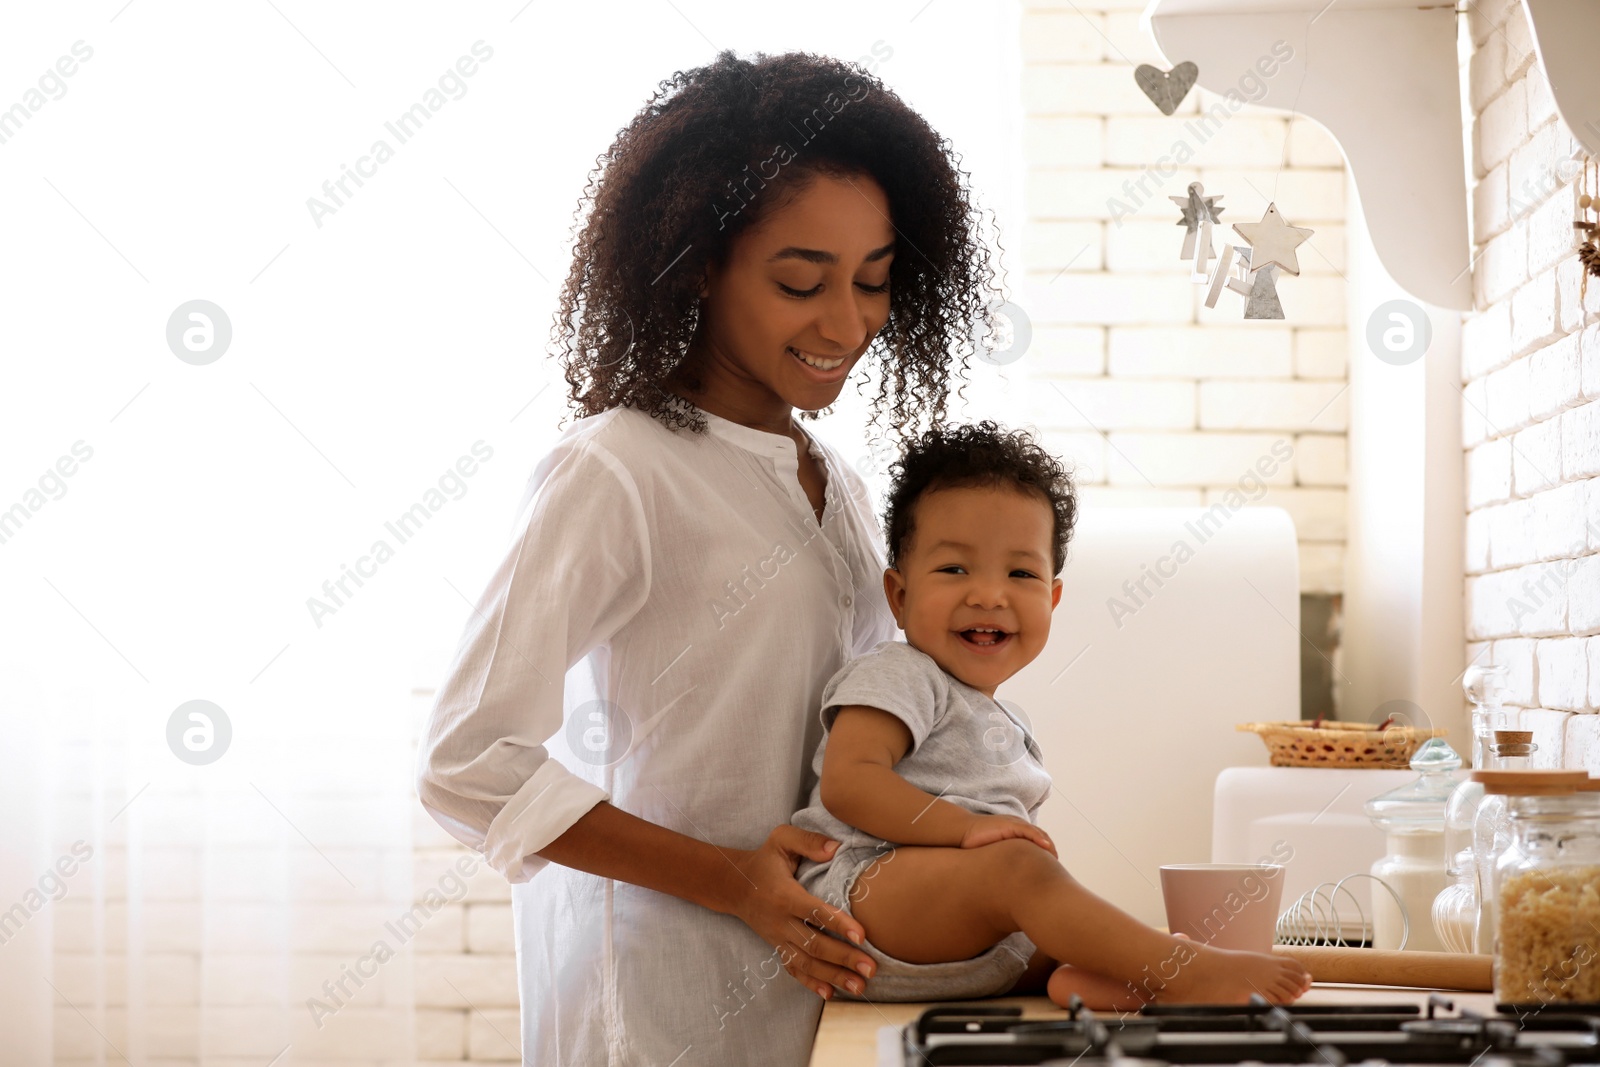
[882, 484, 1063, 697]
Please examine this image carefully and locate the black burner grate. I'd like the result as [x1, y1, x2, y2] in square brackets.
[899, 995, 1600, 1067]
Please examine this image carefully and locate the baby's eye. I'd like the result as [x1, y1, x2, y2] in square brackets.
[938, 565, 966, 574]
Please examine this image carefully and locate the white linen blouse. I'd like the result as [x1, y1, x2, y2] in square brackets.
[417, 400, 900, 1067]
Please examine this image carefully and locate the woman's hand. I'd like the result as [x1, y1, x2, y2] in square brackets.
[719, 825, 878, 1001]
[960, 814, 1057, 858]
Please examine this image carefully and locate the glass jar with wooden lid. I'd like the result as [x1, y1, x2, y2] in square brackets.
[1473, 769, 1598, 1005]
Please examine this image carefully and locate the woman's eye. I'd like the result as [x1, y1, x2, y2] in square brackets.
[777, 280, 891, 298]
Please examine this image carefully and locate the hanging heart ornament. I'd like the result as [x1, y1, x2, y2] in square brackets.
[1134, 61, 1199, 115]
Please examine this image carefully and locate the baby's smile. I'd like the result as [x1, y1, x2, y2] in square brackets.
[953, 625, 1015, 654]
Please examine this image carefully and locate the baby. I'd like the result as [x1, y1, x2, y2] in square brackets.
[791, 420, 1310, 1011]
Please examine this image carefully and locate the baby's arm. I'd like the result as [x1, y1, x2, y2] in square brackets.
[820, 704, 1051, 853]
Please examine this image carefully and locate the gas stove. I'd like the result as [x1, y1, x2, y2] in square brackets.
[890, 995, 1600, 1066]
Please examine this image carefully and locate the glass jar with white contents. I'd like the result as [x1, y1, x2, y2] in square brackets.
[1474, 771, 1599, 1005]
[1365, 738, 1461, 951]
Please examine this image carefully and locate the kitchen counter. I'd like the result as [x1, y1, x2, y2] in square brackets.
[809, 984, 1499, 1067]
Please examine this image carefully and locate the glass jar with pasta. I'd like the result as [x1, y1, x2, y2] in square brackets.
[1474, 770, 1600, 1006]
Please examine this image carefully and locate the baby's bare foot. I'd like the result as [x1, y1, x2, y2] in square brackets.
[1153, 940, 1311, 1005]
[1047, 934, 1308, 1012]
[1046, 963, 1150, 1011]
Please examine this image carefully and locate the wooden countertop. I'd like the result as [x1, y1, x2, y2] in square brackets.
[809, 984, 1499, 1067]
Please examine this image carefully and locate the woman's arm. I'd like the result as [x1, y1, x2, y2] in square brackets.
[416, 440, 876, 998]
[415, 439, 648, 882]
[534, 799, 762, 913]
[529, 799, 805, 920]
[818, 704, 978, 847]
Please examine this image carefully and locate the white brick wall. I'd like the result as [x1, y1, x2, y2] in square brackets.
[1463, 0, 1600, 737]
[1017, 0, 1349, 594]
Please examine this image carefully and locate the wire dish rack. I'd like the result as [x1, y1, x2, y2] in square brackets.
[1275, 873, 1410, 949]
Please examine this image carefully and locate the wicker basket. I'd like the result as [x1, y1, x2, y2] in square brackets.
[1236, 720, 1446, 769]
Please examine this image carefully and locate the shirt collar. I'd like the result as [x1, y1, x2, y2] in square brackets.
[696, 404, 814, 461]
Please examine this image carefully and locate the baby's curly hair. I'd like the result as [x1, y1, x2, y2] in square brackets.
[548, 47, 1007, 438]
[883, 421, 1077, 578]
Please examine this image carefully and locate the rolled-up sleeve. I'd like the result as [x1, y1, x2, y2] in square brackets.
[417, 435, 651, 883]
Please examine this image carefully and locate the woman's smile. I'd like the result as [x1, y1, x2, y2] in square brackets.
[786, 345, 854, 383]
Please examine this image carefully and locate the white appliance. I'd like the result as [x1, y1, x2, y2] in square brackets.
[1212, 766, 1415, 942]
[1002, 506, 1298, 928]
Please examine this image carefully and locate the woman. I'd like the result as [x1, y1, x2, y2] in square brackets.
[416, 47, 1023, 1066]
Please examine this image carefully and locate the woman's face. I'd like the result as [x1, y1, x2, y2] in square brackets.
[681, 171, 895, 426]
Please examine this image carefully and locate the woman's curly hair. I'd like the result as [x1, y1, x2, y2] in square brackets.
[549, 46, 1008, 439]
[883, 420, 1078, 578]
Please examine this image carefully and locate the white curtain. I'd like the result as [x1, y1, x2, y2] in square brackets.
[1, 662, 424, 1064]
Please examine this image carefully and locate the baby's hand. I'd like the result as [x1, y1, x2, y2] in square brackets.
[959, 814, 1057, 858]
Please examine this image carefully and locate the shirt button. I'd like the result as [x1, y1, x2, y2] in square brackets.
[841, 595, 852, 608]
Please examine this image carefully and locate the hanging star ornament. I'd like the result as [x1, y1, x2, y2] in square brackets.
[1170, 182, 1225, 278]
[1231, 202, 1314, 276]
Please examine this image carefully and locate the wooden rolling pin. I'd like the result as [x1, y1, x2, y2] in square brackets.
[1272, 946, 1493, 991]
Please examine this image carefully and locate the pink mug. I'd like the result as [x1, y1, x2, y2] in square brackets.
[1159, 863, 1286, 952]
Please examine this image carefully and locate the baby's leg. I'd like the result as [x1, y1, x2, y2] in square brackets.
[848, 840, 1309, 1009]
